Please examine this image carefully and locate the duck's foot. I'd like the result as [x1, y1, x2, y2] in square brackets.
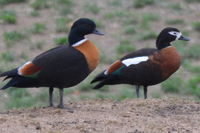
[57, 104, 74, 113]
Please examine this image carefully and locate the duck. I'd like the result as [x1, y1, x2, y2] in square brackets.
[0, 18, 104, 110]
[91, 27, 190, 99]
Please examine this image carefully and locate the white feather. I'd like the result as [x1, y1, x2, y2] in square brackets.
[122, 56, 149, 67]
[72, 38, 88, 47]
[104, 70, 108, 75]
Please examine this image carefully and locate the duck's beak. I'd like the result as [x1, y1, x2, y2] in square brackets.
[178, 35, 190, 41]
[92, 29, 104, 35]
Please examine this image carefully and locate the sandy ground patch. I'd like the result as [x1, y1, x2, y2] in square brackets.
[0, 98, 199, 133]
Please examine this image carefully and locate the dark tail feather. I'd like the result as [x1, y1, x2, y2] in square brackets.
[92, 70, 120, 89]
[93, 80, 106, 89]
[91, 71, 107, 84]
[0, 78, 18, 90]
[93, 75, 120, 89]
[0, 69, 19, 90]
[3, 76, 12, 81]
[0, 69, 17, 78]
[0, 69, 18, 82]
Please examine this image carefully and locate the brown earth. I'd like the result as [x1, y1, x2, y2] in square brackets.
[0, 98, 200, 133]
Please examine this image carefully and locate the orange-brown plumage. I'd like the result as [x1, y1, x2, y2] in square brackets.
[150, 46, 181, 79]
[19, 62, 41, 76]
[75, 40, 100, 71]
[106, 60, 123, 74]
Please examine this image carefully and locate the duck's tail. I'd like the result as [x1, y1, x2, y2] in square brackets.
[91, 71, 119, 89]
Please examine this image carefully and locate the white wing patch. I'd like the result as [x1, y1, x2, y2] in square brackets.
[122, 56, 149, 67]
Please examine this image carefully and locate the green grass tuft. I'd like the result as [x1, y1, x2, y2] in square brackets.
[95, 93, 110, 100]
[183, 62, 200, 74]
[98, 87, 136, 101]
[165, 19, 184, 25]
[59, 8, 72, 15]
[19, 52, 29, 60]
[108, 0, 122, 6]
[162, 76, 183, 93]
[142, 13, 160, 22]
[85, 4, 101, 14]
[117, 39, 136, 55]
[185, 45, 200, 59]
[5, 88, 48, 109]
[133, 0, 155, 8]
[186, 76, 200, 98]
[117, 89, 135, 100]
[139, 31, 157, 40]
[93, 19, 104, 28]
[35, 41, 45, 49]
[103, 10, 129, 20]
[100, 51, 114, 64]
[57, 0, 74, 15]
[1, 51, 15, 62]
[168, 3, 183, 11]
[122, 16, 139, 25]
[173, 41, 188, 56]
[0, 0, 26, 5]
[30, 23, 46, 34]
[57, 0, 74, 5]
[78, 81, 93, 92]
[54, 37, 68, 45]
[56, 18, 71, 33]
[124, 25, 136, 34]
[184, 0, 200, 3]
[0, 10, 17, 24]
[31, 0, 49, 10]
[192, 22, 200, 32]
[3, 31, 26, 47]
[151, 92, 161, 98]
[30, 41, 45, 50]
[140, 13, 160, 29]
[30, 10, 40, 17]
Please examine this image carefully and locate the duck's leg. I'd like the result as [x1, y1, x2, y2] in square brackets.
[58, 88, 64, 108]
[49, 87, 54, 107]
[58, 88, 73, 112]
[143, 86, 148, 99]
[136, 85, 140, 98]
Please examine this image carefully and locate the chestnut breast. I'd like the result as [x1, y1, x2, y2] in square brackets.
[74, 40, 100, 72]
[150, 46, 181, 79]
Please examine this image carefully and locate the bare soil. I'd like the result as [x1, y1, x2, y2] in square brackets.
[0, 98, 200, 133]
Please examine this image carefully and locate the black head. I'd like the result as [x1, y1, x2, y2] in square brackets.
[68, 18, 104, 45]
[70, 18, 104, 36]
[156, 27, 190, 49]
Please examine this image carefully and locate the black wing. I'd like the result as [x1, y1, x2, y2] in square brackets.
[32, 45, 90, 87]
[121, 48, 157, 61]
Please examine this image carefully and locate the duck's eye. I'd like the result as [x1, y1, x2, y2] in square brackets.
[168, 31, 182, 40]
[168, 31, 178, 36]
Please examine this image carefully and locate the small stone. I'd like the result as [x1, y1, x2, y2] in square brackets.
[35, 123, 41, 130]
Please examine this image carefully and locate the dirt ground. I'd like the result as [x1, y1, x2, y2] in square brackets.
[0, 98, 199, 133]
